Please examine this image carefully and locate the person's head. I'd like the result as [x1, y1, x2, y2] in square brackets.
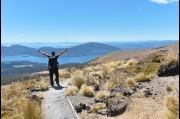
[52, 51, 55, 56]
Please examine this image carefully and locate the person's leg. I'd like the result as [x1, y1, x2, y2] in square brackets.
[49, 69, 54, 86]
[55, 68, 60, 86]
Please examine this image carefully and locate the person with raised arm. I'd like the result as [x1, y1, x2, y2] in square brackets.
[38, 48, 68, 87]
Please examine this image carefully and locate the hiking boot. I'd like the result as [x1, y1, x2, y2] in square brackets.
[57, 84, 61, 87]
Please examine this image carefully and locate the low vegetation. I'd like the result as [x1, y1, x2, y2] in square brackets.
[65, 86, 78, 96]
[91, 103, 106, 113]
[59, 69, 71, 80]
[71, 76, 85, 89]
[126, 78, 136, 87]
[95, 90, 110, 100]
[134, 73, 151, 82]
[38, 78, 49, 91]
[1, 78, 45, 119]
[80, 84, 95, 97]
[166, 86, 173, 92]
[164, 93, 179, 119]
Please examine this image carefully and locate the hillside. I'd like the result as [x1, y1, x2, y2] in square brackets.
[90, 41, 179, 64]
[1, 42, 119, 57]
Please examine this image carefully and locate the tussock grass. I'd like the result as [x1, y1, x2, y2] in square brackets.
[134, 73, 151, 82]
[164, 94, 179, 119]
[142, 62, 160, 75]
[72, 76, 85, 89]
[95, 91, 110, 100]
[21, 99, 42, 119]
[83, 67, 94, 72]
[93, 65, 102, 71]
[99, 64, 111, 79]
[38, 79, 49, 91]
[107, 71, 126, 90]
[1, 79, 43, 119]
[126, 59, 139, 66]
[166, 86, 173, 92]
[80, 84, 94, 97]
[59, 69, 71, 80]
[109, 62, 118, 68]
[65, 86, 78, 96]
[91, 103, 106, 113]
[126, 78, 136, 87]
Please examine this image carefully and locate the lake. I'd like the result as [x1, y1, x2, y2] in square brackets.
[1, 55, 102, 65]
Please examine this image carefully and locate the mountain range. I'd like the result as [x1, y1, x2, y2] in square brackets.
[1, 42, 119, 57]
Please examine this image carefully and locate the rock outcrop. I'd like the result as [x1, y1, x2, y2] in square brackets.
[157, 60, 179, 77]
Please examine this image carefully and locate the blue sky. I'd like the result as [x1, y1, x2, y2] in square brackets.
[2, 0, 179, 43]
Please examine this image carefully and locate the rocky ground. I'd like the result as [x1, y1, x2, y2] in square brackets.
[69, 75, 179, 119]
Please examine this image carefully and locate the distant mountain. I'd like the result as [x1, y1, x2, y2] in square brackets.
[90, 41, 179, 64]
[103, 40, 177, 50]
[1, 42, 119, 57]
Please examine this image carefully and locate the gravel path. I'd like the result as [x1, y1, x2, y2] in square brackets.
[41, 79, 79, 119]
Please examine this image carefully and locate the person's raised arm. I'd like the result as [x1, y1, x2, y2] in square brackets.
[56, 48, 68, 57]
[38, 50, 50, 57]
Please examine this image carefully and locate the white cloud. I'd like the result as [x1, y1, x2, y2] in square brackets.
[150, 0, 179, 4]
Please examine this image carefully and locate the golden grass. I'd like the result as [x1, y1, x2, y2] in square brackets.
[99, 64, 112, 79]
[95, 90, 110, 100]
[126, 78, 136, 87]
[164, 94, 179, 119]
[38, 79, 49, 91]
[93, 65, 102, 71]
[59, 69, 71, 80]
[71, 76, 85, 89]
[134, 73, 151, 82]
[107, 71, 126, 90]
[1, 79, 43, 119]
[166, 86, 173, 92]
[21, 99, 42, 119]
[65, 86, 78, 96]
[91, 103, 106, 113]
[126, 59, 139, 66]
[80, 84, 95, 97]
[142, 62, 160, 75]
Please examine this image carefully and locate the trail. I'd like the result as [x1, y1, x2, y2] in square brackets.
[41, 79, 79, 119]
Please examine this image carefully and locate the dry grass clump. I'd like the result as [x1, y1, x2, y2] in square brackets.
[95, 90, 110, 100]
[1, 79, 43, 119]
[134, 73, 151, 82]
[107, 71, 126, 90]
[142, 62, 160, 75]
[65, 86, 78, 96]
[99, 63, 112, 79]
[109, 62, 118, 68]
[21, 99, 42, 119]
[93, 65, 102, 71]
[59, 69, 71, 80]
[80, 84, 95, 97]
[166, 86, 173, 92]
[126, 59, 139, 66]
[71, 76, 85, 89]
[164, 94, 179, 119]
[126, 78, 136, 87]
[115, 60, 124, 66]
[91, 103, 106, 113]
[38, 78, 49, 91]
[83, 67, 94, 73]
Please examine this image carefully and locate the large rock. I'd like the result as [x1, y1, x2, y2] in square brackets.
[110, 85, 133, 97]
[106, 97, 129, 117]
[158, 60, 179, 77]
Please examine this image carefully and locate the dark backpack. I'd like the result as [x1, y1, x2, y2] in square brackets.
[48, 56, 58, 67]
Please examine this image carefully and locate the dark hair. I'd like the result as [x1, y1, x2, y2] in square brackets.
[52, 51, 55, 56]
